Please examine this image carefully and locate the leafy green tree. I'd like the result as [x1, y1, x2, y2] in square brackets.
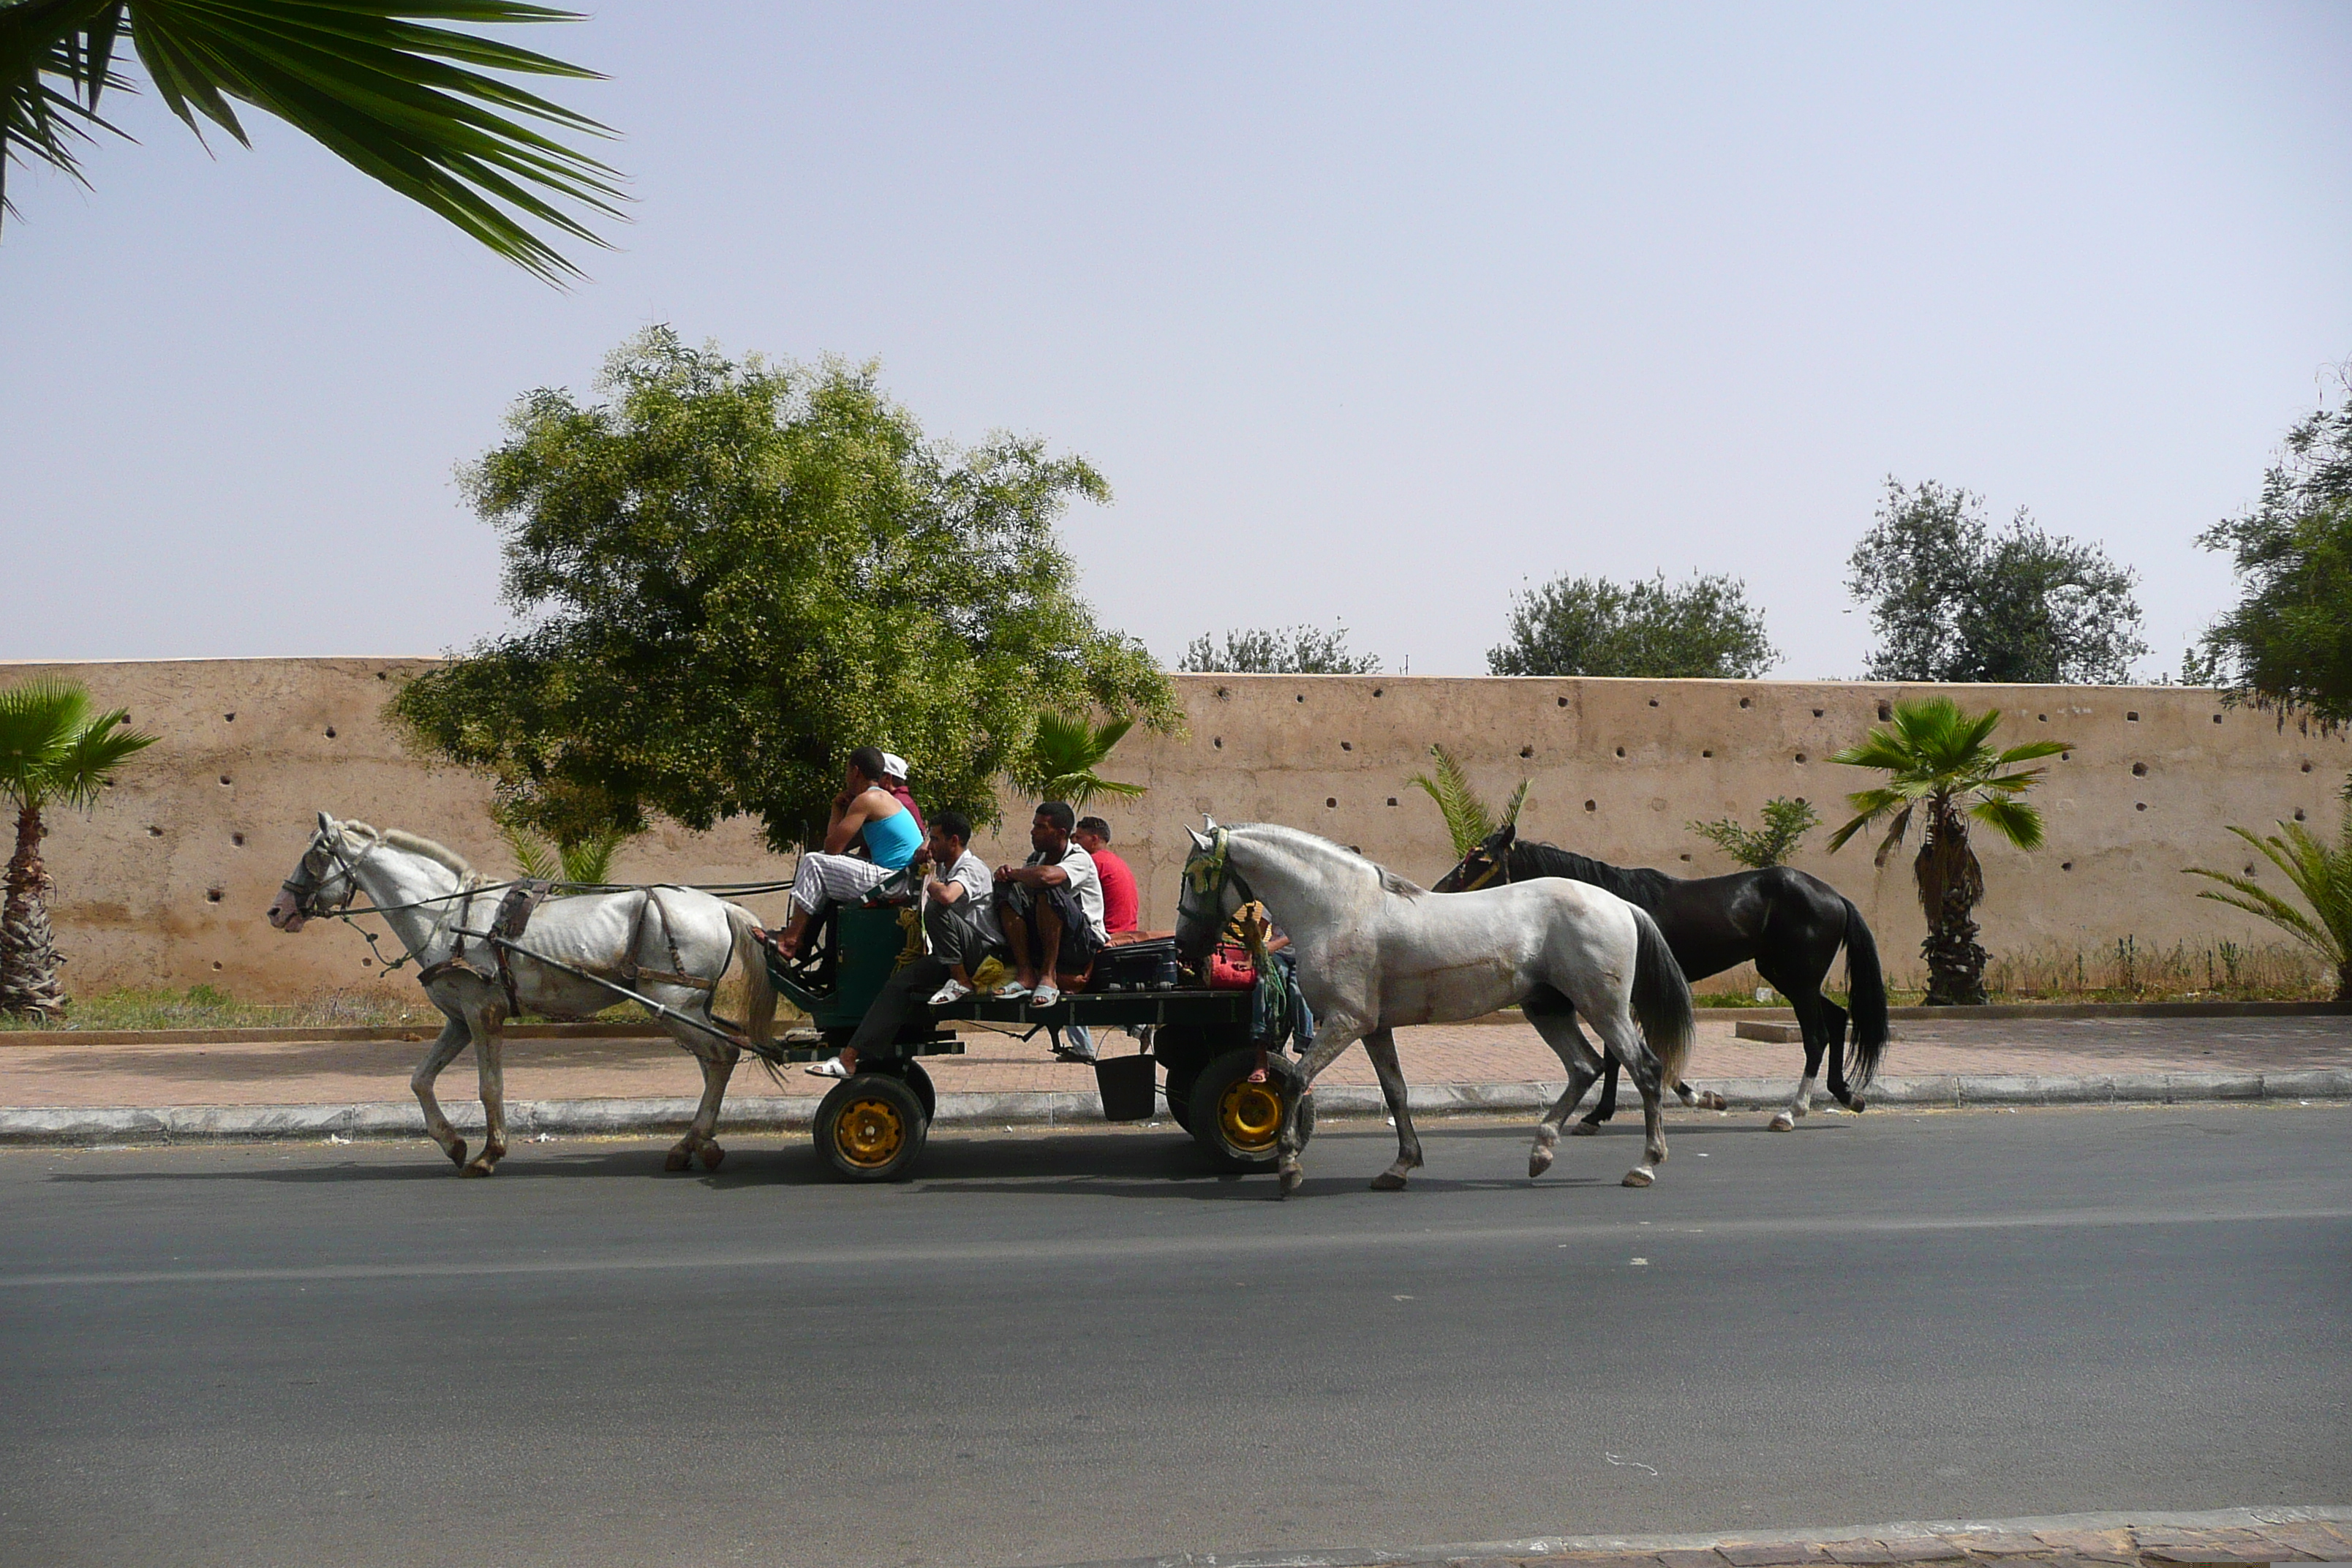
[2185, 385, 2352, 725]
[1005, 712, 1145, 810]
[1, 1, 622, 282]
[0, 679, 157, 1017]
[1408, 743, 1528, 860]
[2184, 782, 2352, 1002]
[1179, 622, 1380, 674]
[391, 328, 1177, 853]
[1827, 696, 2065, 1006]
[1848, 478, 2147, 684]
[1689, 796, 1820, 870]
[1487, 572, 1776, 679]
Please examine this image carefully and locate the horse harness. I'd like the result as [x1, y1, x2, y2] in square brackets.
[416, 882, 715, 1014]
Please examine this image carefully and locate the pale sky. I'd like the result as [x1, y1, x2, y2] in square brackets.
[4, 2, 2348, 679]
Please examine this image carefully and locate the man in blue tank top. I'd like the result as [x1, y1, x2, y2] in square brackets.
[775, 746, 920, 963]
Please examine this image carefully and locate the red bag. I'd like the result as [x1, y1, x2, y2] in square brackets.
[1206, 941, 1256, 990]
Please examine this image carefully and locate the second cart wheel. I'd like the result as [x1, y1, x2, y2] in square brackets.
[1188, 1049, 1312, 1172]
[815, 1074, 928, 1183]
[905, 1060, 937, 1123]
[1164, 1071, 1196, 1133]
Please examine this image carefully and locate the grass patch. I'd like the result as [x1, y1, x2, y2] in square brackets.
[0, 985, 642, 1033]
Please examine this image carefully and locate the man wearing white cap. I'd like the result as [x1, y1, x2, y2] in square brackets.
[878, 752, 925, 840]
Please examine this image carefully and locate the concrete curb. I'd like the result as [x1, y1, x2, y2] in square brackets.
[1025, 1503, 2352, 1568]
[2, 1068, 2345, 1145]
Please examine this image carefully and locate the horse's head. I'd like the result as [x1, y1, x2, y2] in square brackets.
[1173, 819, 1251, 967]
[267, 812, 374, 932]
[1431, 821, 1517, 894]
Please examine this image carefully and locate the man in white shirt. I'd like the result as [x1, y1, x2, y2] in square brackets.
[920, 810, 1009, 1007]
[993, 799, 1106, 1009]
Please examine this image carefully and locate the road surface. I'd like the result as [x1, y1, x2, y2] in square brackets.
[2, 1103, 2346, 1567]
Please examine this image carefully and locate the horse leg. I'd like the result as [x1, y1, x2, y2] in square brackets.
[1361, 1029, 1421, 1190]
[1766, 979, 1827, 1132]
[1524, 1007, 1605, 1178]
[1575, 1055, 1618, 1135]
[410, 1015, 472, 1169]
[1276, 1028, 1362, 1197]
[461, 1012, 508, 1177]
[669, 1040, 739, 1172]
[1593, 1011, 1668, 1186]
[1820, 997, 1863, 1111]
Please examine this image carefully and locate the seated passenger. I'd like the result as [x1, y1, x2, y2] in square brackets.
[919, 810, 1009, 1007]
[992, 799, 1106, 1009]
[776, 746, 922, 959]
[878, 751, 927, 841]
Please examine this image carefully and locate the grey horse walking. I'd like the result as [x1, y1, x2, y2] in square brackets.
[1172, 821, 1697, 1195]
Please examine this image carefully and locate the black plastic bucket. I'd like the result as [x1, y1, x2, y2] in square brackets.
[1094, 1052, 1159, 1121]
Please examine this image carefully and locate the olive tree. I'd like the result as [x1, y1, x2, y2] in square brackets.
[391, 328, 1178, 852]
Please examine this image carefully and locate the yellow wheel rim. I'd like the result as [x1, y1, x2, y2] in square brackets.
[1217, 1077, 1286, 1154]
[833, 1096, 908, 1169]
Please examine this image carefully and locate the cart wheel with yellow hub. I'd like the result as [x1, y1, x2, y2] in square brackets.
[814, 1073, 929, 1182]
[1186, 1047, 1312, 1172]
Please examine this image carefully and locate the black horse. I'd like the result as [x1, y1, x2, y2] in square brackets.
[1434, 823, 1889, 1131]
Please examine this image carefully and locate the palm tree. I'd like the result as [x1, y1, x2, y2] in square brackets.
[1006, 712, 1146, 810]
[0, 679, 157, 1017]
[3, 1, 622, 283]
[1408, 743, 1529, 861]
[500, 816, 634, 885]
[2184, 783, 2352, 1001]
[1827, 696, 2065, 1006]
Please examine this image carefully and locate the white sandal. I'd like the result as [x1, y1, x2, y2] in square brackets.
[929, 979, 973, 1007]
[804, 1057, 850, 1079]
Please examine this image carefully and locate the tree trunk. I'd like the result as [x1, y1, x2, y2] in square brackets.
[1914, 804, 1988, 1006]
[0, 803, 67, 1019]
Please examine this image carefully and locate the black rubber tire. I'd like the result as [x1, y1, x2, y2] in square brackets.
[815, 1074, 928, 1183]
[1164, 1071, 1196, 1133]
[1187, 1049, 1312, 1172]
[905, 1060, 937, 1123]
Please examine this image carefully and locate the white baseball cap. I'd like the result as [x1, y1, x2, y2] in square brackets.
[880, 753, 911, 780]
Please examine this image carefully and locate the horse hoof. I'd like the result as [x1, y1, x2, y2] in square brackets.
[1569, 1120, 1600, 1137]
[698, 1142, 725, 1172]
[1278, 1166, 1304, 1197]
[663, 1146, 693, 1172]
[445, 1139, 468, 1169]
[1768, 1112, 1796, 1131]
[1369, 1169, 1409, 1191]
[1845, 1095, 1867, 1114]
[1697, 1090, 1729, 1110]
[1528, 1145, 1556, 1178]
[1621, 1166, 1654, 1188]
[460, 1159, 494, 1178]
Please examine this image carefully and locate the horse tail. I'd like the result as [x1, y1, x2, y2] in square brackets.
[726, 903, 780, 1055]
[1628, 904, 1696, 1086]
[1841, 897, 1889, 1089]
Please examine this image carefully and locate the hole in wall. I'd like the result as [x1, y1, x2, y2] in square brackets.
[376, 671, 388, 680]
[146, 825, 162, 837]
[1583, 799, 1597, 813]
[1386, 797, 1398, 807]
[231, 832, 246, 847]
[1614, 747, 1625, 758]
[2038, 714, 2048, 722]
[1324, 797, 1337, 808]
[1877, 702, 1893, 721]
[223, 712, 235, 723]
[1340, 742, 1352, 751]
[205, 888, 222, 903]
[1678, 853, 1692, 862]
[2131, 763, 2147, 776]
[2244, 864, 2258, 875]
[1520, 746, 1534, 758]
[1560, 697, 1570, 707]
[1738, 697, 1750, 709]
[1295, 693, 1305, 703]
[2060, 861, 2073, 871]
[1648, 699, 1659, 708]
[218, 775, 233, 786]
[1213, 738, 1222, 748]
[2302, 762, 2313, 772]
[362, 957, 373, 967]
[324, 727, 336, 739]
[2212, 714, 2223, 724]
[1372, 687, 1383, 698]
[1812, 708, 1823, 718]
[2126, 711, 2140, 721]
[1701, 749, 1714, 758]
[2136, 802, 2147, 811]
[2294, 807, 2307, 821]
[211, 962, 223, 971]
[1215, 687, 1229, 701]
[2061, 752, 2071, 762]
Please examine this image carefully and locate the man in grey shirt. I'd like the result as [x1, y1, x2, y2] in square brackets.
[921, 810, 1009, 1006]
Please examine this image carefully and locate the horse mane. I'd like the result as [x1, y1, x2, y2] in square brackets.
[1233, 821, 1425, 899]
[1514, 839, 1675, 904]
[344, 821, 474, 879]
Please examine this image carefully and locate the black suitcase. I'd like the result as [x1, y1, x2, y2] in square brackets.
[1091, 936, 1180, 991]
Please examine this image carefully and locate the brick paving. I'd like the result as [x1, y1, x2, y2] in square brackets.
[1387, 1516, 2352, 1568]
[1, 1013, 2345, 1110]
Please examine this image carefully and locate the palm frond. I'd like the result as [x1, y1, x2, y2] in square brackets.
[1869, 802, 1914, 868]
[4, 1, 625, 283]
[1500, 777, 1530, 829]
[1407, 743, 1494, 860]
[1967, 796, 2043, 851]
[499, 818, 558, 881]
[48, 708, 159, 808]
[2187, 876, 2332, 958]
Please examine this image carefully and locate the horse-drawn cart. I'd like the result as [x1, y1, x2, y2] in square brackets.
[762, 905, 1311, 1182]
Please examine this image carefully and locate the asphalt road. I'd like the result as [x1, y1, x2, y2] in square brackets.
[2, 1104, 2347, 1568]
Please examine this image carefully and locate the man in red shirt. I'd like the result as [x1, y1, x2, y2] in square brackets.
[1073, 817, 1138, 935]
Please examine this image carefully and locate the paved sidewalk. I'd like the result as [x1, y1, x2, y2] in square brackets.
[1038, 1507, 2352, 1568]
[3, 1012, 2347, 1110]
